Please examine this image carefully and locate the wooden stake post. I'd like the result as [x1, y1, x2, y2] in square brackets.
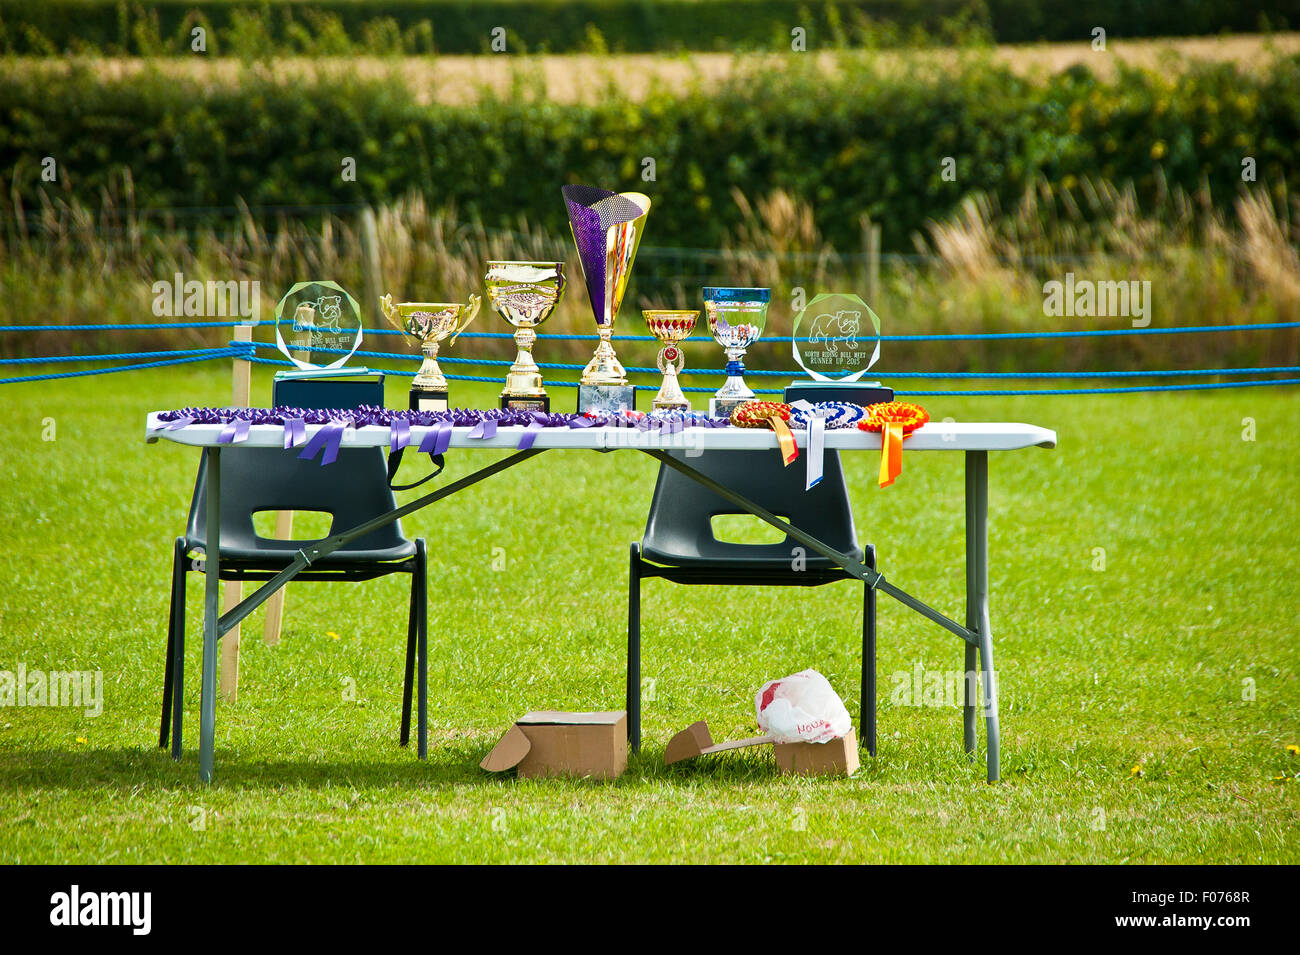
[262, 511, 291, 646]
[219, 324, 252, 701]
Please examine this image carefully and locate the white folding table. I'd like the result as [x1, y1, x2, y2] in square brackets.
[146, 413, 1057, 783]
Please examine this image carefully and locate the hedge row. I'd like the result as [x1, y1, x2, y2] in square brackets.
[0, 0, 1294, 56]
[3, 56, 1297, 251]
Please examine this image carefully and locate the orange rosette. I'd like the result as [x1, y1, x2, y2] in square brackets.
[857, 401, 929, 487]
[731, 400, 798, 466]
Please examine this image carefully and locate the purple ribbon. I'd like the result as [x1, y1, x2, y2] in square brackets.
[389, 419, 411, 453]
[516, 419, 546, 450]
[297, 420, 349, 466]
[283, 417, 307, 450]
[418, 421, 452, 456]
[217, 418, 250, 444]
[153, 406, 737, 442]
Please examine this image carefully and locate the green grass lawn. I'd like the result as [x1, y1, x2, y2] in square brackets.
[0, 366, 1297, 863]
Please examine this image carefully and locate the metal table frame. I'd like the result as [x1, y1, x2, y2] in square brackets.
[153, 419, 1053, 784]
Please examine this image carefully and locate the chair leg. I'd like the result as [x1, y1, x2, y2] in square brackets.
[416, 540, 428, 761]
[400, 556, 419, 748]
[963, 643, 978, 756]
[160, 538, 184, 748]
[627, 543, 642, 752]
[862, 578, 877, 757]
[170, 539, 188, 760]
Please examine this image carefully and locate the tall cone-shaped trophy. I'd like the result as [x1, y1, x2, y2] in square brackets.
[563, 184, 651, 414]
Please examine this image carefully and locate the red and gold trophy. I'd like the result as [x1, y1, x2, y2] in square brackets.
[642, 309, 697, 411]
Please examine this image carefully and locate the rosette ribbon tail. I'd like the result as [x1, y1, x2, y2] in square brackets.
[283, 417, 308, 450]
[771, 417, 798, 466]
[516, 417, 546, 450]
[879, 421, 904, 488]
[298, 420, 349, 466]
[217, 418, 251, 445]
[805, 415, 825, 490]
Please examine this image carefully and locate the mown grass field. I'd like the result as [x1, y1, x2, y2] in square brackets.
[0, 366, 1297, 863]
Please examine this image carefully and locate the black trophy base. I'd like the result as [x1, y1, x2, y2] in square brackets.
[783, 380, 894, 407]
[577, 384, 636, 415]
[410, 388, 449, 413]
[500, 393, 550, 413]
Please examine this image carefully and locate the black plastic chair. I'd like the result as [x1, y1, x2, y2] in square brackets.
[628, 449, 876, 754]
[159, 445, 430, 759]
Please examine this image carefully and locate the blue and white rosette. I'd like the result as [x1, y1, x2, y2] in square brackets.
[788, 401, 866, 490]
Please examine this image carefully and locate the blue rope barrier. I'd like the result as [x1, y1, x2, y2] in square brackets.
[893, 379, 1300, 397]
[1, 321, 256, 331]
[411, 356, 1300, 380]
[252, 342, 1300, 381]
[6, 330, 1298, 396]
[5, 319, 1299, 341]
[248, 354, 1299, 396]
[680, 379, 1300, 396]
[0, 352, 231, 385]
[0, 347, 240, 366]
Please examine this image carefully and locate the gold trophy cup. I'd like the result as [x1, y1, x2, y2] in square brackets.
[643, 309, 697, 410]
[380, 293, 480, 411]
[485, 261, 566, 412]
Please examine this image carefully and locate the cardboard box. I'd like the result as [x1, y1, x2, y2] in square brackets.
[773, 728, 859, 776]
[665, 720, 859, 777]
[481, 711, 627, 780]
[664, 720, 773, 765]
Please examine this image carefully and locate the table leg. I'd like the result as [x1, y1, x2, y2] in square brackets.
[627, 544, 641, 753]
[963, 461, 978, 756]
[965, 450, 1000, 782]
[199, 448, 221, 784]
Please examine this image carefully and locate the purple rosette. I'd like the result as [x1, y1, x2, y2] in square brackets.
[154, 405, 732, 464]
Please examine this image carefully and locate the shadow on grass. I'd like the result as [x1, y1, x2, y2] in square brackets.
[0, 742, 860, 791]
[0, 746, 471, 792]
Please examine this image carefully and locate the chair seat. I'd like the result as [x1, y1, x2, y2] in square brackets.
[639, 541, 866, 571]
[184, 535, 417, 565]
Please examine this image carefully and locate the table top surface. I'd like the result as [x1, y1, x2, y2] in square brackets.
[146, 412, 1057, 452]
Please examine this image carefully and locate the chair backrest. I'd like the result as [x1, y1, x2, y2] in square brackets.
[640, 449, 860, 565]
[185, 446, 410, 553]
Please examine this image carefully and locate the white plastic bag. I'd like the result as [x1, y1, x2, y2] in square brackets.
[755, 668, 852, 744]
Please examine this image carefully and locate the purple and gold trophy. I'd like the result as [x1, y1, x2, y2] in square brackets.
[563, 184, 651, 414]
[643, 309, 697, 411]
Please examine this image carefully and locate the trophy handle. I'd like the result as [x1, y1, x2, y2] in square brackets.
[450, 294, 480, 346]
[379, 293, 402, 331]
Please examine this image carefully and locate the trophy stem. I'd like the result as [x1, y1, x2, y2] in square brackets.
[581, 325, 628, 386]
[717, 347, 754, 400]
[415, 339, 448, 391]
[653, 346, 691, 410]
[709, 346, 755, 418]
[503, 326, 545, 397]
